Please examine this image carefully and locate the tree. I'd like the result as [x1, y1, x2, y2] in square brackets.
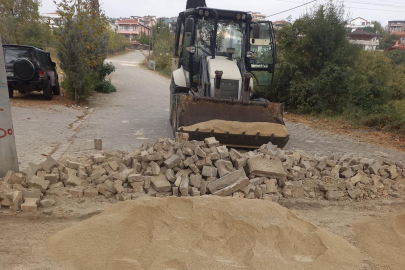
[55, 0, 109, 102]
[0, 0, 53, 48]
[269, 1, 360, 114]
[137, 32, 150, 45]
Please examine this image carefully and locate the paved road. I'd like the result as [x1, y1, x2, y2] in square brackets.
[64, 51, 172, 156]
[10, 50, 405, 169]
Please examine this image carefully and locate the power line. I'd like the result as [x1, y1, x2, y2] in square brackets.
[347, 6, 405, 12]
[347, 0, 405, 9]
[267, 0, 317, 17]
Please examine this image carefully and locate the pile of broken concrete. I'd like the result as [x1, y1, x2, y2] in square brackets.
[1, 136, 404, 212]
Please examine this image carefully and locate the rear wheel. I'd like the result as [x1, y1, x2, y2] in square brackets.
[8, 85, 14, 98]
[43, 79, 53, 100]
[53, 77, 61, 95]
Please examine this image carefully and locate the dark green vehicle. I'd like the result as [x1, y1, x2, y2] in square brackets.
[3, 45, 60, 100]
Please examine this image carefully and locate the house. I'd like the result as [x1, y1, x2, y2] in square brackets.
[248, 12, 266, 21]
[41, 12, 62, 29]
[116, 19, 151, 49]
[388, 21, 405, 33]
[347, 17, 374, 32]
[391, 31, 405, 44]
[348, 28, 379, 51]
[273, 21, 288, 30]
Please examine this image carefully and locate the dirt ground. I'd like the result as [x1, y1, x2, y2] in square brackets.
[0, 198, 404, 270]
[284, 113, 405, 153]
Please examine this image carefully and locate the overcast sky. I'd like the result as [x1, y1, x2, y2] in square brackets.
[39, 0, 405, 26]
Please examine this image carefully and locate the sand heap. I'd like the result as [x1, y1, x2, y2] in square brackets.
[353, 213, 405, 270]
[47, 196, 363, 270]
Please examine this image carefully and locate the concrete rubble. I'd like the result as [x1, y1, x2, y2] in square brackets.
[1, 136, 405, 212]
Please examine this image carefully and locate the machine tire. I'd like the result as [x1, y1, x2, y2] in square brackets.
[8, 85, 14, 98]
[169, 79, 176, 124]
[43, 79, 53, 100]
[172, 95, 179, 136]
[53, 77, 61, 95]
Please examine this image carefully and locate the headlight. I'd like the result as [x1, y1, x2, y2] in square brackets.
[198, 9, 204, 16]
[6, 72, 13, 77]
[204, 10, 210, 17]
[247, 51, 254, 58]
[242, 14, 247, 20]
[236, 13, 241, 20]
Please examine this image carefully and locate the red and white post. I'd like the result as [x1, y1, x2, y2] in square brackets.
[0, 33, 19, 177]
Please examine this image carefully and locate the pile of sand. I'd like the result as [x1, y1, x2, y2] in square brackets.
[353, 213, 405, 270]
[47, 197, 363, 270]
[181, 120, 289, 137]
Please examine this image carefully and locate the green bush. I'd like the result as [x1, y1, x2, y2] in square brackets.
[95, 80, 116, 93]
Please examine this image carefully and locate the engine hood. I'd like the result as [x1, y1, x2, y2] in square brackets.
[207, 56, 242, 81]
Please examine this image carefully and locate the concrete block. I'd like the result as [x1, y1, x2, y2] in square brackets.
[195, 146, 206, 158]
[68, 188, 84, 197]
[190, 187, 200, 196]
[128, 174, 144, 183]
[67, 160, 81, 170]
[150, 161, 161, 176]
[212, 177, 250, 197]
[94, 138, 102, 150]
[131, 182, 144, 193]
[84, 188, 99, 198]
[4, 171, 25, 185]
[28, 176, 50, 192]
[180, 175, 189, 196]
[151, 174, 172, 192]
[41, 156, 60, 173]
[190, 173, 202, 188]
[21, 198, 38, 212]
[204, 137, 220, 147]
[247, 155, 286, 178]
[66, 175, 83, 187]
[8, 191, 23, 211]
[215, 160, 234, 177]
[113, 180, 125, 194]
[93, 154, 106, 163]
[164, 154, 181, 169]
[40, 199, 55, 208]
[45, 174, 59, 184]
[165, 169, 176, 183]
[207, 170, 248, 194]
[202, 166, 217, 178]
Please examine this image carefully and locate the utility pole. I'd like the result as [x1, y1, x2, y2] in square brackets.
[0, 33, 19, 177]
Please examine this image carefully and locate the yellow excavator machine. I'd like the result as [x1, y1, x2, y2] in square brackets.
[170, 0, 289, 148]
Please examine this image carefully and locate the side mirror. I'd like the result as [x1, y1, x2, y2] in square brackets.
[51, 62, 56, 68]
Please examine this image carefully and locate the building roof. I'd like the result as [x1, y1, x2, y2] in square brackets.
[387, 41, 405, 51]
[349, 28, 378, 37]
[350, 17, 369, 23]
[391, 32, 405, 38]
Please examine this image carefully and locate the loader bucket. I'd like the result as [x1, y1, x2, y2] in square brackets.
[174, 95, 290, 148]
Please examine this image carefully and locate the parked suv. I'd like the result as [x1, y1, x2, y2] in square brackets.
[3, 45, 60, 100]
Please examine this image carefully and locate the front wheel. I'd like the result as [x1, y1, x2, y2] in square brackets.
[8, 85, 14, 98]
[43, 79, 53, 100]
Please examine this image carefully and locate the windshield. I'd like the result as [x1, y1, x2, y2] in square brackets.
[5, 48, 39, 67]
[195, 19, 246, 60]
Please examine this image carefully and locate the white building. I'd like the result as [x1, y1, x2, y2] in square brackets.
[41, 12, 62, 29]
[347, 17, 374, 32]
[348, 28, 380, 51]
[248, 12, 266, 21]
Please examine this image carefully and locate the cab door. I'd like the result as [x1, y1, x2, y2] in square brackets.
[246, 21, 276, 86]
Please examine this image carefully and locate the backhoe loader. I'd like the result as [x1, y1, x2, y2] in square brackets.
[170, 0, 289, 148]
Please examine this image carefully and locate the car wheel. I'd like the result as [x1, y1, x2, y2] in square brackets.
[53, 79, 61, 95]
[43, 79, 53, 100]
[8, 85, 14, 98]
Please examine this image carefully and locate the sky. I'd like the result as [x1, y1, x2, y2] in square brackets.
[39, 0, 405, 26]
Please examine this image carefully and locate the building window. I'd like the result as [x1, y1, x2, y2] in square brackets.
[133, 25, 138, 30]
[361, 22, 365, 25]
[123, 25, 130, 31]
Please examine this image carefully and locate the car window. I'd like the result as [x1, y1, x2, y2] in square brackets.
[37, 52, 48, 68]
[5, 48, 40, 67]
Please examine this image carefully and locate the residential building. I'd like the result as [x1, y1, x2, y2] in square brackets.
[388, 20, 405, 33]
[116, 19, 151, 49]
[248, 12, 266, 21]
[41, 12, 62, 29]
[391, 31, 405, 44]
[273, 21, 288, 30]
[348, 28, 379, 51]
[346, 17, 374, 32]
